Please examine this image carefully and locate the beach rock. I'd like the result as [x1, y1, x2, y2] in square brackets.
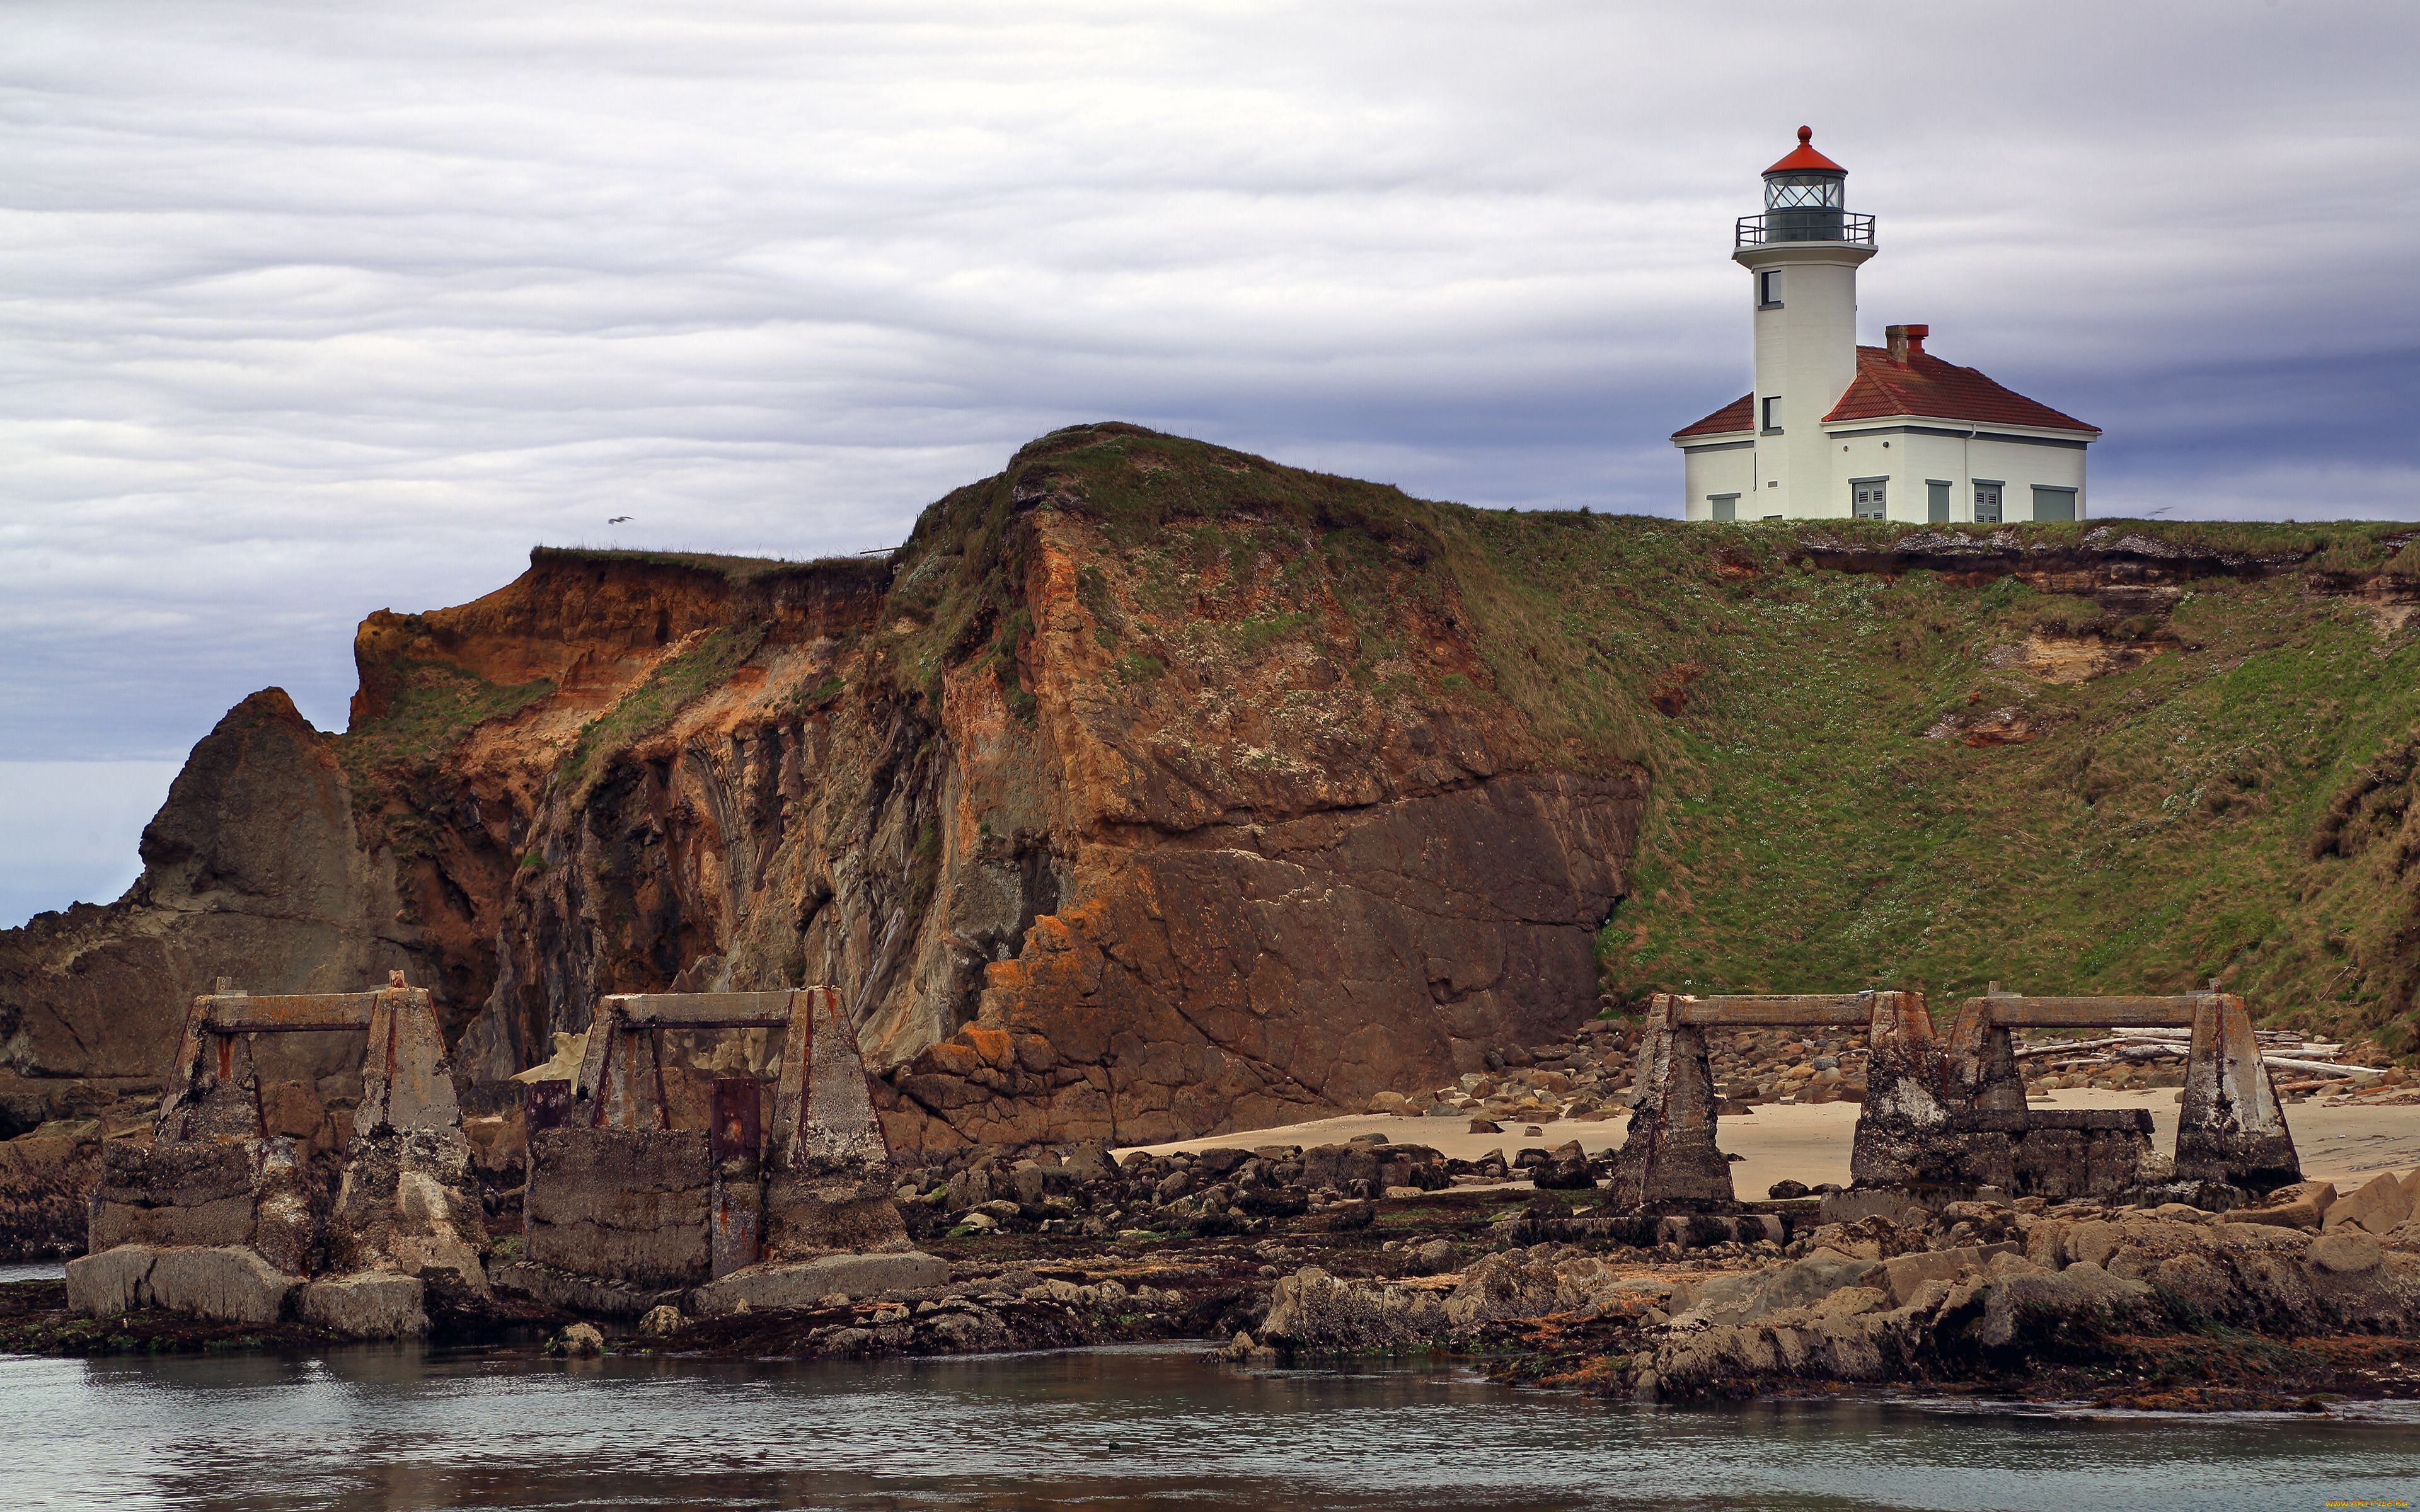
[551, 1322, 605, 1356]
[2322, 1173, 2414, 1237]
[1959, 1254, 2152, 1349]
[2307, 1231, 2383, 1276]
[638, 1304, 685, 1337]
[1676, 1250, 1877, 1327]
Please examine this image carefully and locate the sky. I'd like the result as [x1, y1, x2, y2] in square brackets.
[3, 0, 2417, 924]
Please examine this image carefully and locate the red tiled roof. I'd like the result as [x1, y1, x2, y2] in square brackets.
[1824, 346, 2098, 434]
[1766, 127, 1843, 175]
[1672, 393, 1753, 441]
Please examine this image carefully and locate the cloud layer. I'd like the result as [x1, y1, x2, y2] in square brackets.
[2, 1, 2414, 801]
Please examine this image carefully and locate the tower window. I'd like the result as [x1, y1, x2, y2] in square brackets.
[1761, 396, 1782, 432]
[1758, 270, 1782, 307]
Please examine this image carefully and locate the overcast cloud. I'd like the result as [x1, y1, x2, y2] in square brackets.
[3, 1, 2416, 921]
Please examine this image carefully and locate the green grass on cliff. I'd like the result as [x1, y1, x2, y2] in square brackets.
[335, 658, 553, 856]
[1451, 512, 2420, 1049]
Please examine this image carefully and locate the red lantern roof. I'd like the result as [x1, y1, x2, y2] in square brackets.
[1765, 125, 1844, 175]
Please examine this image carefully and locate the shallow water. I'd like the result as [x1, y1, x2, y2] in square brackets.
[3, 1342, 2414, 1511]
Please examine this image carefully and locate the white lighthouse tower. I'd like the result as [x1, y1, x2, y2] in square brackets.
[1674, 129, 2099, 523]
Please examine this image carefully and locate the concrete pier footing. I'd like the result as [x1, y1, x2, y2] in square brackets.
[1608, 986, 2303, 1213]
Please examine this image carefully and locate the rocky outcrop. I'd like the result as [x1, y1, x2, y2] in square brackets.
[112, 425, 1632, 1153]
[0, 690, 419, 1134]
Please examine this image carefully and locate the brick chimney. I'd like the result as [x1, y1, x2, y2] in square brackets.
[1886, 323, 1929, 364]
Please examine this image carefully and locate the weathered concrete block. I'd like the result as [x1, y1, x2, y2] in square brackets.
[64, 1244, 158, 1317]
[2174, 996, 2300, 1194]
[531, 1128, 712, 1195]
[95, 1139, 253, 1208]
[524, 1183, 710, 1231]
[89, 1194, 255, 1251]
[68, 1244, 295, 1325]
[690, 1251, 950, 1315]
[299, 1272, 427, 1338]
[762, 1164, 911, 1259]
[527, 1215, 710, 1286]
[327, 1130, 485, 1288]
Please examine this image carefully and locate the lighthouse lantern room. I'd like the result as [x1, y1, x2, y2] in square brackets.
[1673, 129, 2099, 524]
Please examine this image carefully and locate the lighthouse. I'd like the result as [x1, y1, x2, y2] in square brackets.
[1673, 129, 2099, 524]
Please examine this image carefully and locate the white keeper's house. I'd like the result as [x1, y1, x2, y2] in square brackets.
[1673, 128, 2099, 524]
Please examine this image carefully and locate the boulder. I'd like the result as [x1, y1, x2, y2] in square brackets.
[2218, 1181, 2333, 1231]
[0, 1131, 105, 1261]
[2307, 1230, 2385, 1276]
[2321, 1172, 2414, 1237]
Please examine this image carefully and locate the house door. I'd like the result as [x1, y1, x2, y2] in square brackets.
[1973, 482, 2003, 524]
[1852, 479, 1887, 520]
[1927, 480, 1951, 524]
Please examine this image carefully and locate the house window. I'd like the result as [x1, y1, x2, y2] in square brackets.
[1852, 478, 1888, 520]
[2032, 485, 2078, 522]
[1758, 270, 1782, 307]
[1708, 493, 1739, 522]
[1973, 482, 2003, 524]
[1927, 479, 1952, 524]
[1761, 396, 1782, 432]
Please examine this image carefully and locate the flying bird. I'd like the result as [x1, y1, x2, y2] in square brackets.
[608, 516, 631, 524]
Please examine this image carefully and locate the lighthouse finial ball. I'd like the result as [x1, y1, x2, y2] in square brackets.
[1798, 125, 1812, 144]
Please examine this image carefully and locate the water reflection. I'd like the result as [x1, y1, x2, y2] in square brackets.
[4, 1344, 2416, 1511]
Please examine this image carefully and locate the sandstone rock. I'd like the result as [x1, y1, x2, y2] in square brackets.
[2220, 1182, 2334, 1232]
[2322, 1172, 2414, 1237]
[1878, 1244, 2015, 1307]
[690, 1251, 950, 1315]
[1962, 1255, 2152, 1349]
[2308, 1230, 2384, 1276]
[298, 1272, 427, 1339]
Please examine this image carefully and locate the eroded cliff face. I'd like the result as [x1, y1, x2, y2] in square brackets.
[0, 425, 1630, 1149]
[406, 427, 1644, 1147]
